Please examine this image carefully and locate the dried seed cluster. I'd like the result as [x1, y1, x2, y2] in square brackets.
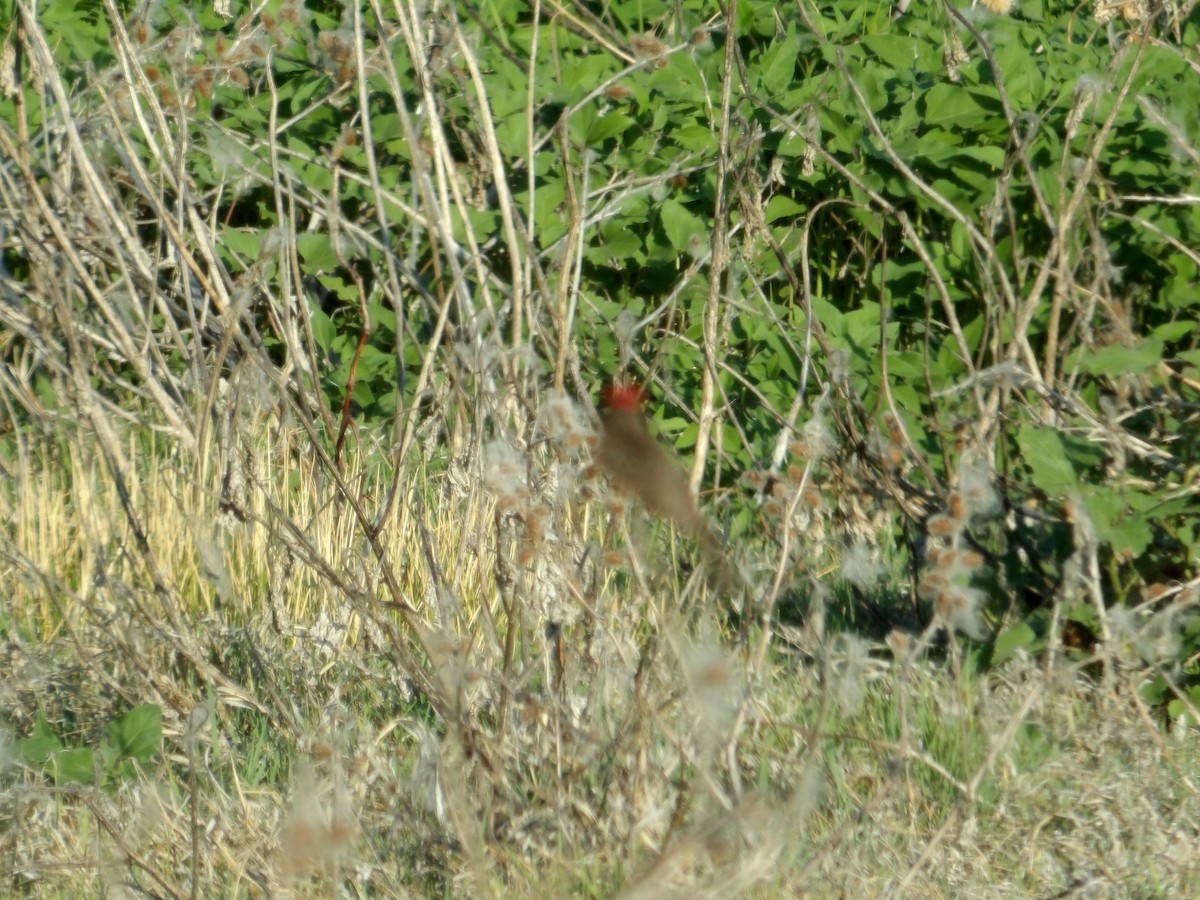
[919, 455, 1001, 639]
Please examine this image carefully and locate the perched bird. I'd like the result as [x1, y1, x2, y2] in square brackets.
[596, 381, 731, 585]
[597, 381, 701, 528]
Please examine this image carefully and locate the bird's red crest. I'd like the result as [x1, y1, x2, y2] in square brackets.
[600, 381, 647, 412]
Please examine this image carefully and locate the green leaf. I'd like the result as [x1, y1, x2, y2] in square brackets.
[993, 622, 1037, 665]
[107, 704, 163, 764]
[586, 111, 632, 146]
[1167, 685, 1200, 725]
[41, 1, 110, 66]
[862, 33, 915, 71]
[53, 748, 98, 785]
[1141, 675, 1168, 706]
[560, 54, 615, 96]
[1016, 425, 1078, 494]
[1074, 339, 1164, 376]
[1147, 321, 1195, 340]
[993, 38, 1046, 106]
[1081, 487, 1152, 558]
[316, 275, 357, 304]
[307, 303, 337, 352]
[1064, 602, 1097, 628]
[647, 55, 709, 104]
[352, 379, 375, 407]
[356, 345, 394, 381]
[887, 350, 925, 380]
[297, 234, 339, 274]
[759, 28, 801, 94]
[17, 715, 62, 766]
[220, 228, 265, 263]
[764, 195, 806, 223]
[658, 199, 705, 252]
[673, 123, 716, 152]
[922, 84, 1002, 130]
[495, 112, 529, 157]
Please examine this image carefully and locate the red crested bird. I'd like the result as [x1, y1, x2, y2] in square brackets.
[596, 381, 731, 586]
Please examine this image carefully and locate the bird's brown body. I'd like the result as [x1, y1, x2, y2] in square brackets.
[598, 399, 701, 528]
[597, 382, 730, 586]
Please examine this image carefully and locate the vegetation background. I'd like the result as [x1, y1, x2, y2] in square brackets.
[1, 0, 1199, 895]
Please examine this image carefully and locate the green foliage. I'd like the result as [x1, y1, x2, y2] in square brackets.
[990, 621, 1040, 667]
[14, 705, 163, 787]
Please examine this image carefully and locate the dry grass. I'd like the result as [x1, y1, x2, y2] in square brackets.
[3, 405, 1200, 897]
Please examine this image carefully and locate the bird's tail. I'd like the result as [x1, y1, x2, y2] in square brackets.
[696, 519, 737, 594]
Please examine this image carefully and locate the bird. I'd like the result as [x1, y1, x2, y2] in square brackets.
[596, 380, 731, 587]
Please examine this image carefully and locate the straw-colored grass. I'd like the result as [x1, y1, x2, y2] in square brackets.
[3, 410, 1199, 897]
